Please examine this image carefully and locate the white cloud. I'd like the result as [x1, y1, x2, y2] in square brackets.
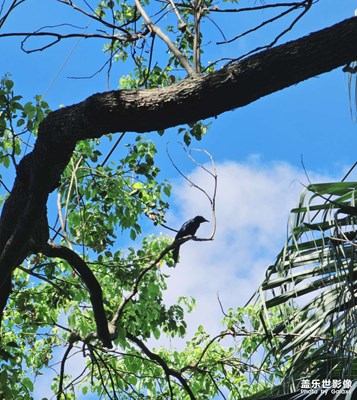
[161, 157, 337, 340]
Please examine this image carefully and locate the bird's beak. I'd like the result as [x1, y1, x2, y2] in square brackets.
[204, 218, 209, 222]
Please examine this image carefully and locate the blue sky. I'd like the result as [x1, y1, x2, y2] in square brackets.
[1, 0, 357, 398]
[1, 0, 356, 176]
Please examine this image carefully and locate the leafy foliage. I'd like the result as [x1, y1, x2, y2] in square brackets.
[252, 182, 357, 392]
[0, 0, 350, 399]
[0, 75, 50, 171]
[0, 78, 291, 399]
[59, 135, 171, 252]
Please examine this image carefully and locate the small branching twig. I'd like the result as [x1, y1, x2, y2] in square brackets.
[0, 0, 26, 29]
[58, 0, 127, 32]
[126, 331, 196, 400]
[19, 265, 69, 296]
[3, 30, 136, 53]
[134, 0, 196, 76]
[88, 344, 117, 399]
[167, 143, 217, 239]
[109, 236, 190, 330]
[205, 1, 311, 14]
[55, 155, 83, 246]
[217, 1, 309, 45]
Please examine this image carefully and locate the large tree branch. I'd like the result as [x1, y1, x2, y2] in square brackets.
[65, 16, 357, 135]
[1, 16, 357, 322]
[41, 243, 112, 348]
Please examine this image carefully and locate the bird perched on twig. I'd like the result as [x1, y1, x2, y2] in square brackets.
[172, 216, 209, 263]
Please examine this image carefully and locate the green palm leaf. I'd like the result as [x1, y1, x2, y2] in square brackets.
[251, 181, 357, 391]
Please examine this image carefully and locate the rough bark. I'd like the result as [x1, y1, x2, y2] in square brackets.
[1, 16, 357, 337]
[74, 16, 357, 134]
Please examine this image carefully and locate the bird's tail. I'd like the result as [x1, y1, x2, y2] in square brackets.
[172, 245, 180, 264]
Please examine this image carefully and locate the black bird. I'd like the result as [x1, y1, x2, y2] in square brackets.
[172, 216, 209, 263]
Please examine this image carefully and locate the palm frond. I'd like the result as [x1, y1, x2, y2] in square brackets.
[251, 181, 357, 391]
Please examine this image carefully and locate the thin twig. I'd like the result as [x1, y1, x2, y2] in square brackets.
[58, 0, 131, 35]
[110, 237, 191, 328]
[205, 1, 314, 13]
[0, 0, 26, 29]
[224, 1, 314, 62]
[134, 0, 196, 76]
[57, 341, 74, 400]
[127, 331, 197, 400]
[167, 143, 218, 239]
[0, 30, 139, 53]
[100, 132, 126, 167]
[217, 1, 307, 45]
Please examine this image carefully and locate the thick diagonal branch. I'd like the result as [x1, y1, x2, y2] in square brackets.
[39, 16, 357, 136]
[41, 243, 112, 348]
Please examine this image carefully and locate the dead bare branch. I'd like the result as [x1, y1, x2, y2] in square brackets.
[166, 143, 217, 239]
[217, 0, 313, 46]
[0, 0, 26, 29]
[2, 29, 137, 53]
[205, 1, 316, 13]
[57, 0, 132, 35]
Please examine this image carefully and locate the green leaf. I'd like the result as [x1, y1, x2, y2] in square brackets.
[183, 132, 191, 146]
[132, 182, 143, 189]
[4, 79, 14, 90]
[130, 228, 136, 240]
[153, 327, 160, 339]
[22, 377, 34, 392]
[163, 184, 171, 197]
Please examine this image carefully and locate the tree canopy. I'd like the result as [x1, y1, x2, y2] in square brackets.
[0, 0, 357, 399]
